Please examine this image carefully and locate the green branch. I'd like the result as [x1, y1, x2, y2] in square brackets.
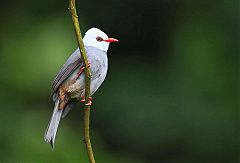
[69, 0, 95, 162]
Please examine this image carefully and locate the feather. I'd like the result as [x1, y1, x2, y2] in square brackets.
[44, 99, 63, 148]
[51, 48, 83, 93]
[52, 59, 82, 94]
[45, 46, 108, 148]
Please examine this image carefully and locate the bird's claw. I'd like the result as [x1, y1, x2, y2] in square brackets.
[80, 62, 91, 72]
[80, 97, 86, 102]
[85, 100, 92, 106]
[87, 62, 91, 68]
[81, 96, 93, 106]
[75, 62, 91, 80]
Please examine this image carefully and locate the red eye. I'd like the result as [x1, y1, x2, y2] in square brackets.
[96, 36, 103, 42]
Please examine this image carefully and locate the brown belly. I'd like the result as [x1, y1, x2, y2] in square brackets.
[58, 79, 82, 109]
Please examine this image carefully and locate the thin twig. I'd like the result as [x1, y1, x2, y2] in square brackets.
[69, 0, 95, 162]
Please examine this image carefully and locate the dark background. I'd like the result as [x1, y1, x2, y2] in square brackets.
[0, 0, 238, 162]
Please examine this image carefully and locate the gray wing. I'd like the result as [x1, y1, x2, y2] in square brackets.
[51, 48, 83, 94]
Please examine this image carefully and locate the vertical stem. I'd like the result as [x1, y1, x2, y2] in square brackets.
[69, 0, 95, 162]
[83, 106, 95, 162]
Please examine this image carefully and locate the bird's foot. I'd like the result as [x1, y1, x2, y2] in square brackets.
[85, 99, 92, 106]
[87, 62, 91, 68]
[75, 67, 85, 80]
[74, 62, 91, 80]
[81, 96, 93, 106]
[81, 62, 91, 70]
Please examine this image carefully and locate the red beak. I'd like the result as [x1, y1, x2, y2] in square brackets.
[103, 38, 119, 42]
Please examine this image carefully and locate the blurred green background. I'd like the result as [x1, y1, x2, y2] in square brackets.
[0, 0, 238, 162]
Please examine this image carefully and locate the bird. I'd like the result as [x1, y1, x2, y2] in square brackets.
[44, 27, 119, 148]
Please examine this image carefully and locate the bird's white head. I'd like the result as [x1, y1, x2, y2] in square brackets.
[83, 28, 119, 52]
